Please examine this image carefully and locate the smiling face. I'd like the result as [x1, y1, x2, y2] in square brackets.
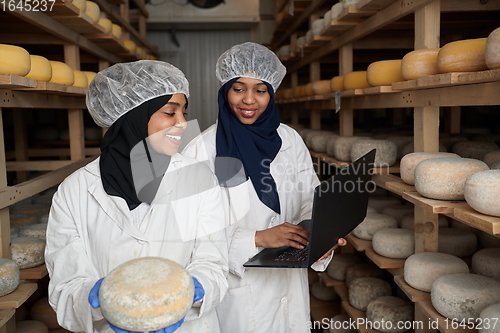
[227, 77, 271, 125]
[147, 93, 188, 155]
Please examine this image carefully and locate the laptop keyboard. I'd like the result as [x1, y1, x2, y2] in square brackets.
[274, 247, 309, 262]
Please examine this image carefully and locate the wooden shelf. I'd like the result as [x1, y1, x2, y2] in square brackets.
[319, 272, 348, 288]
[19, 264, 48, 280]
[0, 308, 15, 328]
[363, 86, 396, 95]
[416, 301, 478, 333]
[321, 156, 400, 174]
[357, 0, 398, 11]
[337, 6, 378, 21]
[365, 247, 406, 269]
[310, 293, 341, 324]
[320, 20, 358, 37]
[20, 82, 86, 96]
[341, 301, 378, 333]
[0, 283, 37, 309]
[452, 205, 500, 236]
[394, 275, 431, 302]
[0, 75, 38, 89]
[372, 174, 416, 197]
[402, 192, 469, 215]
[333, 281, 349, 303]
[345, 234, 372, 252]
[47, 1, 106, 34]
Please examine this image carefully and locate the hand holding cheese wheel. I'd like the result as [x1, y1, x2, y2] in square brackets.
[48, 61, 75, 85]
[0, 44, 31, 76]
[401, 48, 440, 80]
[366, 59, 404, 86]
[485, 27, 500, 69]
[437, 38, 488, 73]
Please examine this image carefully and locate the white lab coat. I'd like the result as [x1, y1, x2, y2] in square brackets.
[45, 154, 229, 333]
[183, 123, 332, 333]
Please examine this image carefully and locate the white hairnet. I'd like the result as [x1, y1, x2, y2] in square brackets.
[216, 42, 287, 92]
[86, 60, 189, 128]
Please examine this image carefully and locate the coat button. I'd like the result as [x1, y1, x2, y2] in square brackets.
[137, 240, 146, 245]
[281, 297, 287, 303]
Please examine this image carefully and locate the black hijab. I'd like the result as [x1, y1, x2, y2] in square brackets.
[215, 77, 282, 214]
[100, 95, 173, 210]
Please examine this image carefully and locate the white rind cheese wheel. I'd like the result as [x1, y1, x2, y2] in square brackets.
[372, 228, 414, 259]
[381, 204, 414, 226]
[328, 313, 356, 333]
[437, 38, 488, 73]
[311, 281, 338, 301]
[344, 262, 384, 287]
[349, 277, 392, 311]
[311, 18, 324, 35]
[404, 252, 469, 292]
[353, 213, 397, 240]
[16, 320, 49, 333]
[414, 157, 489, 200]
[472, 248, 500, 281]
[310, 133, 337, 153]
[0, 258, 20, 297]
[82, 71, 97, 85]
[72, 0, 86, 11]
[439, 227, 477, 257]
[333, 136, 372, 162]
[367, 196, 401, 213]
[440, 135, 469, 151]
[401, 142, 448, 157]
[100, 257, 194, 331]
[98, 17, 112, 33]
[326, 136, 339, 157]
[0, 44, 31, 76]
[400, 152, 460, 185]
[312, 80, 333, 95]
[19, 223, 48, 240]
[84, 1, 100, 23]
[401, 48, 440, 80]
[305, 130, 334, 148]
[326, 253, 363, 281]
[111, 24, 123, 39]
[331, 2, 343, 20]
[72, 70, 89, 88]
[431, 273, 500, 321]
[330, 76, 344, 92]
[401, 214, 448, 230]
[351, 139, 397, 167]
[479, 303, 500, 333]
[30, 297, 60, 329]
[483, 150, 500, 167]
[343, 71, 371, 90]
[366, 60, 403, 86]
[452, 141, 500, 160]
[366, 296, 413, 333]
[48, 61, 75, 86]
[11, 237, 45, 269]
[343, 0, 361, 8]
[465, 170, 500, 217]
[386, 136, 413, 159]
[485, 27, 500, 70]
[25, 55, 52, 82]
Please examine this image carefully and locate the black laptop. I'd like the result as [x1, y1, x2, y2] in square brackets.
[243, 149, 376, 268]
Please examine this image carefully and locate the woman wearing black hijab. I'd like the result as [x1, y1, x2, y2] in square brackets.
[45, 60, 229, 333]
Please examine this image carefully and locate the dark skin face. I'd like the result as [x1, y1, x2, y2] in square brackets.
[226, 77, 271, 125]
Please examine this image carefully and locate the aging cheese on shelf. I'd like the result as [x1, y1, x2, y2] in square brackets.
[0, 258, 20, 297]
[19, 223, 48, 241]
[438, 135, 468, 151]
[400, 152, 460, 185]
[401, 48, 440, 80]
[479, 303, 500, 333]
[330, 2, 343, 20]
[439, 227, 477, 257]
[404, 252, 469, 292]
[84, 1, 100, 23]
[311, 281, 338, 301]
[350, 139, 397, 167]
[123, 39, 137, 54]
[366, 296, 413, 333]
[485, 27, 500, 70]
[333, 136, 371, 162]
[349, 277, 392, 311]
[72, 70, 89, 88]
[465, 170, 500, 217]
[386, 135, 413, 159]
[25, 55, 52, 82]
[326, 253, 363, 281]
[414, 157, 489, 200]
[0, 44, 31, 76]
[353, 213, 397, 240]
[11, 236, 45, 269]
[99, 257, 194, 332]
[48, 61, 75, 86]
[452, 141, 500, 160]
[381, 204, 414, 226]
[71, 0, 86, 11]
[82, 71, 97, 85]
[305, 130, 334, 148]
[111, 24, 123, 39]
[311, 18, 324, 35]
[16, 320, 49, 333]
[431, 273, 500, 321]
[367, 196, 401, 213]
[343, 71, 371, 90]
[372, 228, 414, 259]
[366, 60, 404, 86]
[328, 313, 356, 333]
[97, 17, 112, 33]
[312, 80, 333, 95]
[310, 133, 337, 153]
[326, 136, 339, 157]
[330, 76, 344, 92]
[437, 38, 488, 73]
[344, 262, 384, 288]
[472, 248, 500, 282]
[342, 0, 361, 7]
[31, 297, 61, 329]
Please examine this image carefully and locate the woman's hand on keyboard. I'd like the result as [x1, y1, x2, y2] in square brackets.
[255, 222, 310, 249]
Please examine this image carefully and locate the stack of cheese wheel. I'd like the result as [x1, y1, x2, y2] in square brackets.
[344, 262, 384, 287]
[351, 139, 397, 167]
[11, 237, 45, 269]
[333, 136, 372, 162]
[31, 297, 61, 329]
[465, 170, 500, 217]
[312, 80, 332, 95]
[349, 277, 391, 311]
[431, 273, 500, 321]
[485, 27, 500, 70]
[353, 213, 397, 240]
[84, 1, 101, 23]
[16, 320, 49, 333]
[414, 157, 489, 200]
[97, 17, 113, 33]
[366, 60, 404, 86]
[330, 2, 343, 20]
[381, 204, 414, 227]
[452, 141, 500, 160]
[83, 71, 97, 85]
[400, 152, 460, 185]
[123, 39, 137, 54]
[330, 76, 344, 92]
[72, 70, 89, 88]
[0, 44, 31, 76]
[0, 258, 20, 297]
[305, 130, 334, 148]
[343, 71, 371, 90]
[366, 296, 413, 333]
[372, 228, 414, 259]
[99, 257, 194, 332]
[367, 196, 400, 213]
[326, 253, 363, 281]
[311, 18, 324, 36]
[401, 48, 440, 80]
[479, 303, 500, 333]
[404, 252, 469, 292]
[437, 38, 488, 73]
[25, 55, 52, 82]
[111, 24, 123, 39]
[311, 281, 338, 301]
[48, 61, 75, 86]
[439, 227, 477, 257]
[472, 248, 500, 281]
[310, 132, 337, 153]
[401, 214, 448, 230]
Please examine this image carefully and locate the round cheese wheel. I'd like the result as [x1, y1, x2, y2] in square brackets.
[31, 297, 60, 329]
[25, 55, 52, 82]
[0, 44, 31, 76]
[478, 231, 500, 249]
[10, 214, 38, 228]
[491, 161, 500, 170]
[344, 262, 384, 288]
[305, 130, 335, 148]
[297, 128, 314, 141]
[483, 150, 500, 167]
[437, 38, 488, 73]
[71, 0, 86, 11]
[305, 82, 314, 96]
[16, 320, 49, 333]
[479, 303, 500, 333]
[439, 227, 477, 257]
[296, 36, 306, 48]
[485, 27, 500, 70]
[367, 196, 401, 213]
[401, 142, 448, 157]
[311, 18, 324, 35]
[311, 133, 337, 153]
[72, 70, 88, 88]
[401, 48, 440, 80]
[472, 248, 500, 281]
[366, 296, 413, 333]
[19, 223, 48, 240]
[372, 228, 414, 259]
[312, 80, 333, 95]
[353, 213, 397, 240]
[414, 157, 489, 200]
[367, 60, 403, 86]
[84, 1, 100, 23]
[111, 24, 123, 39]
[351, 139, 397, 167]
[431, 273, 500, 320]
[343, 0, 361, 7]
[48, 61, 75, 86]
[82, 71, 97, 85]
[99, 257, 194, 331]
[386, 136, 413, 159]
[452, 141, 500, 160]
[333, 136, 372, 162]
[326, 253, 363, 281]
[343, 71, 371, 90]
[0, 258, 20, 297]
[123, 39, 137, 54]
[440, 135, 468, 151]
[326, 136, 340, 157]
[330, 76, 344, 92]
[401, 214, 448, 230]
[98, 17, 112, 33]
[328, 313, 356, 333]
[400, 152, 460, 185]
[323, 10, 332, 27]
[11, 237, 45, 269]
[311, 281, 338, 301]
[465, 170, 500, 217]
[381, 204, 414, 226]
[330, 2, 343, 20]
[404, 252, 469, 292]
[349, 277, 392, 311]
[367, 206, 377, 213]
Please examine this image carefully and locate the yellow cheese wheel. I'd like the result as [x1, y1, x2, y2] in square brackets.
[343, 71, 371, 90]
[31, 297, 61, 329]
[367, 59, 403, 86]
[71, 0, 86, 11]
[72, 70, 88, 88]
[99, 257, 194, 331]
[84, 1, 100, 23]
[0, 258, 19, 297]
[292, 86, 301, 98]
[97, 17, 112, 33]
[485, 27, 500, 70]
[330, 75, 344, 91]
[48, 61, 75, 85]
[123, 39, 137, 54]
[111, 24, 123, 39]
[437, 38, 488, 73]
[312, 80, 332, 95]
[401, 48, 440, 80]
[25, 55, 52, 82]
[0, 44, 31, 76]
[305, 82, 314, 96]
[82, 71, 97, 85]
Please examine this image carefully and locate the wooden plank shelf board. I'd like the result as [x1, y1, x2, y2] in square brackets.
[363, 86, 396, 94]
[457, 68, 500, 85]
[365, 247, 406, 269]
[320, 20, 358, 36]
[333, 281, 349, 302]
[452, 205, 500, 236]
[394, 275, 431, 302]
[64, 85, 87, 95]
[345, 234, 372, 252]
[19, 264, 48, 280]
[83, 33, 131, 55]
[341, 301, 379, 333]
[319, 272, 348, 288]
[310, 151, 329, 159]
[0, 308, 15, 328]
[321, 157, 400, 174]
[416, 301, 478, 333]
[305, 35, 333, 48]
[0, 283, 37, 309]
[387, 267, 404, 276]
[341, 89, 365, 96]
[0, 74, 38, 89]
[49, 0, 82, 16]
[22, 81, 68, 93]
[392, 79, 419, 91]
[50, 11, 105, 34]
[357, 0, 398, 10]
[372, 174, 417, 196]
[417, 73, 467, 89]
[402, 192, 469, 215]
[337, 6, 378, 21]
